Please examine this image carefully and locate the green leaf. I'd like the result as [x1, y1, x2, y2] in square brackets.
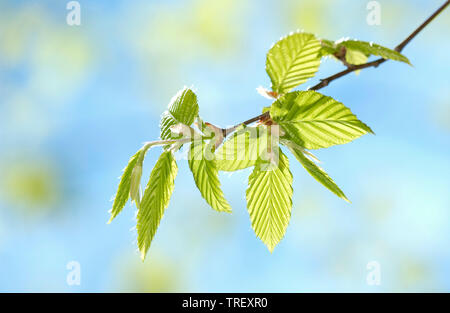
[129, 163, 143, 207]
[270, 91, 374, 149]
[215, 126, 269, 172]
[246, 149, 293, 252]
[339, 40, 411, 65]
[137, 151, 178, 260]
[345, 48, 368, 66]
[159, 114, 179, 141]
[320, 38, 411, 65]
[160, 88, 199, 141]
[188, 140, 232, 213]
[286, 144, 349, 202]
[319, 39, 337, 57]
[109, 149, 142, 223]
[266, 32, 322, 95]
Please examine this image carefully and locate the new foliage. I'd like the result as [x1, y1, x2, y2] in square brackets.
[110, 32, 410, 259]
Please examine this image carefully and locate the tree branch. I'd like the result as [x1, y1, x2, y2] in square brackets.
[222, 0, 450, 137]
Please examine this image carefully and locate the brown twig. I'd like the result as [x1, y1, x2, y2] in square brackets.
[222, 0, 450, 137]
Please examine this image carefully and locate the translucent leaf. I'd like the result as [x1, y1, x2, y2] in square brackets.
[137, 151, 178, 260]
[286, 145, 349, 202]
[320, 38, 411, 65]
[160, 88, 199, 141]
[129, 163, 143, 207]
[188, 140, 232, 213]
[345, 49, 368, 66]
[246, 149, 293, 252]
[215, 126, 269, 172]
[266, 32, 321, 94]
[319, 39, 336, 57]
[109, 149, 142, 223]
[159, 114, 179, 141]
[270, 91, 374, 149]
[339, 40, 411, 65]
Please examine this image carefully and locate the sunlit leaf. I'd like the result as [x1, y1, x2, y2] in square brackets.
[266, 32, 321, 94]
[215, 126, 269, 172]
[160, 88, 199, 141]
[286, 145, 349, 202]
[345, 49, 368, 66]
[319, 39, 337, 57]
[246, 149, 293, 252]
[339, 40, 411, 65]
[109, 149, 142, 223]
[129, 163, 143, 207]
[188, 140, 232, 213]
[270, 91, 374, 149]
[320, 38, 411, 65]
[137, 151, 178, 260]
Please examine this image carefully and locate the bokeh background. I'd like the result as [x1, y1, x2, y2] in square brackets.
[0, 0, 449, 292]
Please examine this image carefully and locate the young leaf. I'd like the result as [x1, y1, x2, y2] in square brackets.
[188, 140, 232, 213]
[286, 145, 349, 202]
[129, 163, 143, 207]
[319, 39, 337, 57]
[339, 40, 411, 65]
[270, 91, 374, 149]
[215, 126, 269, 172]
[160, 88, 199, 141]
[320, 38, 411, 65]
[137, 151, 178, 261]
[266, 32, 321, 95]
[345, 49, 368, 66]
[109, 149, 142, 223]
[246, 149, 293, 252]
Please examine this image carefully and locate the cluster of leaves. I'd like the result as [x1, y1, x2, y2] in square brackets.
[320, 37, 411, 67]
[110, 32, 410, 259]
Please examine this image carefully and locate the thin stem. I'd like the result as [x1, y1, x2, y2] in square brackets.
[141, 139, 182, 149]
[222, 0, 450, 137]
[395, 0, 450, 53]
[139, 138, 190, 159]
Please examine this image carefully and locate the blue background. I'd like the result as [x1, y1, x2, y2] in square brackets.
[0, 0, 449, 292]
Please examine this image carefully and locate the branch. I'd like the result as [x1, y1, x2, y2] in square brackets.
[222, 0, 450, 137]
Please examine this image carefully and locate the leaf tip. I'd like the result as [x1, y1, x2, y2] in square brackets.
[140, 250, 147, 262]
[213, 206, 232, 214]
[107, 209, 116, 224]
[402, 56, 413, 66]
[267, 244, 276, 253]
[365, 125, 376, 135]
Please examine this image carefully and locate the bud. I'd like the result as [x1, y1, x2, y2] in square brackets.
[256, 86, 279, 99]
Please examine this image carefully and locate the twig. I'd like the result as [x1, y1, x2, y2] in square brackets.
[222, 0, 450, 137]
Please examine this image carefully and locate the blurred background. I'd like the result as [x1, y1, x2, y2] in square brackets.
[0, 0, 449, 292]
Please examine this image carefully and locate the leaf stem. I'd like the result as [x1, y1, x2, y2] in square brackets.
[222, 0, 450, 137]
